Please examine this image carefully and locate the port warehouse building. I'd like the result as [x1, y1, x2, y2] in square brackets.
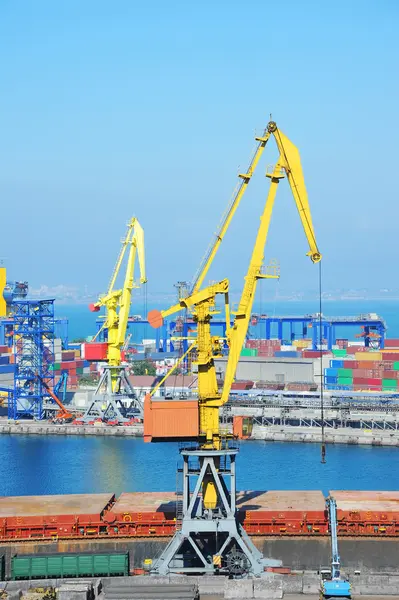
[214, 356, 318, 385]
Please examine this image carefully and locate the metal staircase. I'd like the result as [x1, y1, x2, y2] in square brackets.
[176, 461, 184, 530]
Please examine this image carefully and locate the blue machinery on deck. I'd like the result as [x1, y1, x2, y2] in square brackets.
[321, 497, 351, 598]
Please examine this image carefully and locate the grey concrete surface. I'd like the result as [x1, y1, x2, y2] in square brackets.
[0, 419, 143, 436]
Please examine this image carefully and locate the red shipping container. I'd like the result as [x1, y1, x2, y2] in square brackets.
[381, 352, 399, 361]
[353, 377, 369, 385]
[346, 346, 365, 354]
[0, 345, 8, 353]
[231, 381, 254, 390]
[61, 361, 75, 370]
[384, 339, 399, 348]
[372, 369, 383, 378]
[367, 378, 382, 386]
[343, 360, 358, 369]
[75, 360, 84, 368]
[352, 369, 368, 378]
[258, 350, 275, 357]
[383, 370, 395, 379]
[83, 342, 108, 361]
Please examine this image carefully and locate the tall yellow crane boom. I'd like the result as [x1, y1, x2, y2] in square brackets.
[90, 218, 147, 388]
[147, 121, 321, 449]
[221, 122, 321, 404]
[191, 128, 272, 294]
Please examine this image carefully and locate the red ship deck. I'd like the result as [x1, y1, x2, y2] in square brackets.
[331, 490, 399, 536]
[237, 491, 327, 535]
[1, 490, 399, 542]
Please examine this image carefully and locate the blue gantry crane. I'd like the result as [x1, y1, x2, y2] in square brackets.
[9, 299, 55, 420]
[321, 497, 351, 599]
[250, 313, 386, 350]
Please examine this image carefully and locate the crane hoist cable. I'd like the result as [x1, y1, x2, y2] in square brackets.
[319, 261, 326, 463]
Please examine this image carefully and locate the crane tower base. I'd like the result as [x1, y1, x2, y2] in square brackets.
[82, 365, 143, 423]
[151, 446, 281, 577]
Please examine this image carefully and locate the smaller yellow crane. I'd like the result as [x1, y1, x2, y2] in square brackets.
[84, 217, 147, 423]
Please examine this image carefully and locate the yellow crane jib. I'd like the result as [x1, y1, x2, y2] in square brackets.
[145, 121, 321, 450]
[89, 218, 146, 389]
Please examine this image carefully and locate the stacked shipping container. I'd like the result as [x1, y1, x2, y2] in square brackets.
[325, 339, 399, 391]
[51, 342, 93, 389]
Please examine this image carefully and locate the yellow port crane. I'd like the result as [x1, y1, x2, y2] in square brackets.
[146, 121, 321, 577]
[84, 218, 147, 423]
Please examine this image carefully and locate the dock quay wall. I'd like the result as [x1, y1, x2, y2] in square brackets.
[250, 423, 399, 446]
[2, 536, 399, 577]
[0, 421, 143, 436]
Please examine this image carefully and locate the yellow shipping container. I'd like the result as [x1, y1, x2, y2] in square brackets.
[355, 352, 382, 361]
[293, 339, 311, 348]
[74, 349, 81, 358]
[382, 349, 399, 353]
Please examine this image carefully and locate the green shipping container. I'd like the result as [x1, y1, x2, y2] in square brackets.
[382, 379, 397, 390]
[332, 349, 347, 357]
[240, 348, 257, 357]
[76, 367, 84, 374]
[337, 368, 353, 377]
[337, 376, 353, 385]
[11, 552, 129, 580]
[393, 361, 399, 370]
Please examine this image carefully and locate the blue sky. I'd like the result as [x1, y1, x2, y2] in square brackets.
[0, 0, 398, 297]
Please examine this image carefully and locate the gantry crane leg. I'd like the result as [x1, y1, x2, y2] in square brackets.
[152, 447, 280, 577]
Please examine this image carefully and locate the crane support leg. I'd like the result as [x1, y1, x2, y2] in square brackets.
[151, 447, 281, 577]
[83, 365, 143, 423]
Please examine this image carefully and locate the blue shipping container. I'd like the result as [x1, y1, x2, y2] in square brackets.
[325, 368, 338, 377]
[330, 359, 344, 369]
[326, 376, 338, 384]
[0, 364, 15, 374]
[274, 351, 300, 358]
[0, 356, 9, 365]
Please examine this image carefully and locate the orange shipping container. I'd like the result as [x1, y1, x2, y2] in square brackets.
[144, 394, 199, 442]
